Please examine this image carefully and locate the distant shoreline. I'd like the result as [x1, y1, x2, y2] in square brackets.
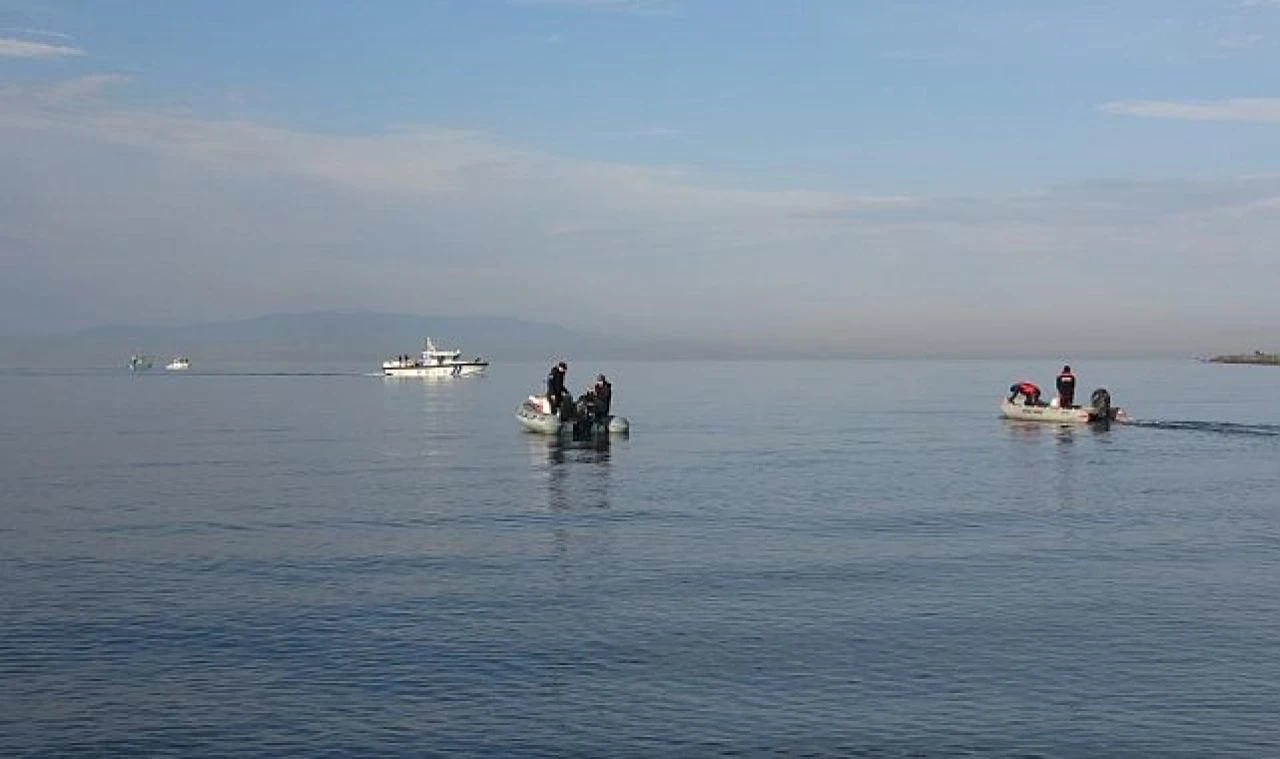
[1202, 352, 1280, 366]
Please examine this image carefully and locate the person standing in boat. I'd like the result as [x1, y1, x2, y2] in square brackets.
[546, 361, 568, 414]
[592, 374, 612, 416]
[1056, 364, 1077, 408]
[1008, 381, 1042, 406]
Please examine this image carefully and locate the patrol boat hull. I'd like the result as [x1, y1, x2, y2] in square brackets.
[382, 337, 487, 378]
[383, 362, 487, 378]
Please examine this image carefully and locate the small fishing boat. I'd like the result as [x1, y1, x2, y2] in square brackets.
[1000, 388, 1127, 424]
[128, 354, 153, 372]
[165, 357, 191, 371]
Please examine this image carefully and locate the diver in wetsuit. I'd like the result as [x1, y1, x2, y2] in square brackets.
[546, 361, 567, 414]
[592, 374, 612, 417]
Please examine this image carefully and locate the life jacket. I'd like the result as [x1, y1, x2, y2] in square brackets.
[1016, 382, 1040, 395]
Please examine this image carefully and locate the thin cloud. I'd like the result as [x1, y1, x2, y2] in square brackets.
[1100, 98, 1280, 122]
[0, 37, 84, 58]
[634, 126, 683, 137]
[3, 28, 73, 40]
[1217, 32, 1265, 49]
[509, 0, 681, 16]
[3, 77, 1280, 353]
[0, 79, 899, 219]
[40, 73, 131, 103]
[1233, 196, 1280, 215]
[610, 126, 688, 139]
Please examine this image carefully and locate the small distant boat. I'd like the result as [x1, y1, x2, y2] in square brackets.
[382, 338, 488, 378]
[165, 357, 191, 371]
[516, 394, 630, 438]
[128, 354, 153, 372]
[1000, 388, 1127, 424]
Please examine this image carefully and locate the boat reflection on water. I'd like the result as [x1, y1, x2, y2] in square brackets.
[1001, 418, 1116, 441]
[525, 435, 614, 512]
[1000, 419, 1109, 513]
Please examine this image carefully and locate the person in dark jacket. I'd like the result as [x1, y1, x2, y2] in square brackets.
[1055, 365, 1076, 408]
[592, 374, 612, 416]
[546, 361, 567, 414]
[1008, 381, 1042, 406]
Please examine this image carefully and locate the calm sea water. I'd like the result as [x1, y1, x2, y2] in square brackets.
[2, 360, 1278, 757]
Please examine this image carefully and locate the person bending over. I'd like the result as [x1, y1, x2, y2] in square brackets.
[1008, 382, 1042, 406]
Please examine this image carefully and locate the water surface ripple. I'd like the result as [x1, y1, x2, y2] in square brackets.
[2, 360, 1278, 756]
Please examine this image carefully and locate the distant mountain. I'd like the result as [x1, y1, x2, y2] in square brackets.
[0, 311, 720, 368]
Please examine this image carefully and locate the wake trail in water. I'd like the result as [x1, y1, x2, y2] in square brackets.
[156, 371, 367, 377]
[1125, 419, 1280, 437]
[207, 372, 366, 376]
[2, 370, 367, 377]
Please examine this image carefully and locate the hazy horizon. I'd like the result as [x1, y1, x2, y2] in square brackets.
[3, 2, 1279, 356]
[0, 309, 1271, 365]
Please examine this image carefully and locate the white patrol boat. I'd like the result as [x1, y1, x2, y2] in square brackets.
[1000, 388, 1128, 424]
[516, 394, 630, 438]
[382, 338, 488, 378]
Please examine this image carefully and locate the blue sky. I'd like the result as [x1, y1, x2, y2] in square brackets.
[2, 0, 1279, 355]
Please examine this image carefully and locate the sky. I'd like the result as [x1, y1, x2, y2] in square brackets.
[1, 0, 1279, 356]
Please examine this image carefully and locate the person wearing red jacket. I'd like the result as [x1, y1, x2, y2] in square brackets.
[1056, 365, 1077, 408]
[1008, 381, 1042, 406]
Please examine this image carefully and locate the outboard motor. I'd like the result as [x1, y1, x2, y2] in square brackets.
[558, 393, 577, 422]
[1090, 388, 1112, 420]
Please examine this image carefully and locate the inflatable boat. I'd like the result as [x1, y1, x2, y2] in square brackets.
[1000, 388, 1128, 424]
[515, 395, 630, 437]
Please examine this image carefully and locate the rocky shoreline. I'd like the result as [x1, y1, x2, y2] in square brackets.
[1203, 351, 1280, 366]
